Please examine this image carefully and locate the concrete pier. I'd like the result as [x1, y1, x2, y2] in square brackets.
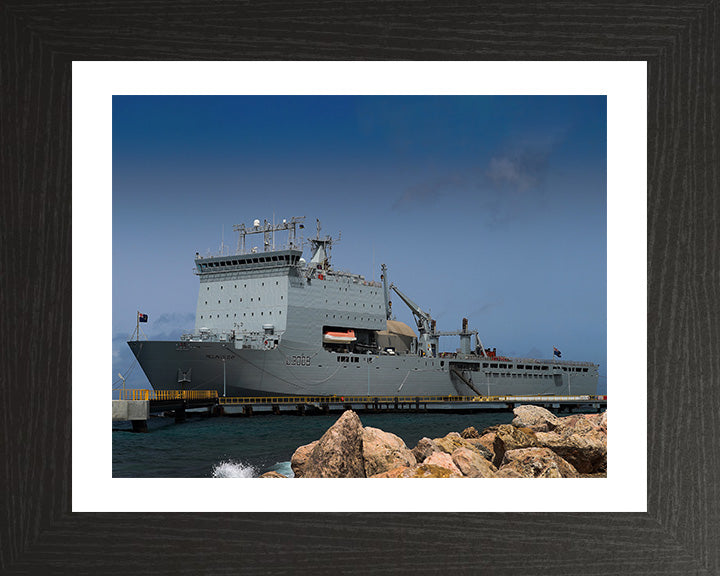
[112, 400, 150, 432]
[113, 390, 606, 430]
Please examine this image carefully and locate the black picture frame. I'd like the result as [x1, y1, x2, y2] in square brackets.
[2, 2, 718, 574]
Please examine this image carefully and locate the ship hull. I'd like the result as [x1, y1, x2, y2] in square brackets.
[128, 339, 598, 397]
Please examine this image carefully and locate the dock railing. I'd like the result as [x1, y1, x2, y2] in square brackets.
[218, 394, 607, 405]
[116, 389, 219, 401]
[115, 390, 605, 404]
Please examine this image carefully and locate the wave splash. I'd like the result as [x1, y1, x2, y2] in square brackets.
[211, 460, 257, 478]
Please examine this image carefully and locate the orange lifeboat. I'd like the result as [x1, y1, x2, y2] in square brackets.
[322, 330, 357, 344]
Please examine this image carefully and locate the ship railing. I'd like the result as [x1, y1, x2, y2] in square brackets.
[116, 389, 219, 401]
[504, 357, 598, 367]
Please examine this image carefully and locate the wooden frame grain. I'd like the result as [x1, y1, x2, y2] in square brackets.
[1, 2, 718, 574]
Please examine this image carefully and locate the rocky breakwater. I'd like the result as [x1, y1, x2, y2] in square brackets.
[273, 406, 606, 479]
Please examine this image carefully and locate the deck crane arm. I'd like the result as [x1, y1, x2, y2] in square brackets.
[389, 283, 434, 335]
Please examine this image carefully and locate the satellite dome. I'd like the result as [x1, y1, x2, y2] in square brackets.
[299, 257, 306, 265]
[253, 219, 260, 227]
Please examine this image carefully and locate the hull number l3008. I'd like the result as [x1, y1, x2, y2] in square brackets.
[286, 355, 311, 366]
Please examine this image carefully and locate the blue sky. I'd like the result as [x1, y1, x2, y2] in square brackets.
[113, 95, 607, 392]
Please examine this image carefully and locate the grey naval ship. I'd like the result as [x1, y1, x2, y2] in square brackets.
[128, 217, 599, 397]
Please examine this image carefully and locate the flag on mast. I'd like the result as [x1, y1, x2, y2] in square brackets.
[553, 346, 561, 358]
[138, 313, 148, 323]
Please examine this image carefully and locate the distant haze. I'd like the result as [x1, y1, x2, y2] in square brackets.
[113, 95, 607, 393]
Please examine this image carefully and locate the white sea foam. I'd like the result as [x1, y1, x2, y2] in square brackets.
[211, 460, 257, 478]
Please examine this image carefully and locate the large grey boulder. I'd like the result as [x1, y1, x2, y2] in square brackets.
[511, 405, 561, 432]
[492, 424, 538, 467]
[534, 411, 607, 474]
[535, 428, 607, 474]
[496, 447, 579, 478]
[451, 447, 497, 478]
[423, 451, 462, 475]
[362, 426, 416, 477]
[290, 440, 319, 478]
[412, 437, 442, 463]
[292, 411, 366, 478]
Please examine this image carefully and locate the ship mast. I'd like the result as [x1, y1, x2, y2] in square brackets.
[308, 219, 340, 271]
[232, 216, 306, 255]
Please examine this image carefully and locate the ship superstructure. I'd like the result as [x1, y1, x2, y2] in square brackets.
[128, 216, 599, 397]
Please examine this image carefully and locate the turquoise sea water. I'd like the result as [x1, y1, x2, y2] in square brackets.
[112, 411, 519, 478]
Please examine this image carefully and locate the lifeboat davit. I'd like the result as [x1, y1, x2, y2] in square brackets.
[323, 330, 357, 344]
